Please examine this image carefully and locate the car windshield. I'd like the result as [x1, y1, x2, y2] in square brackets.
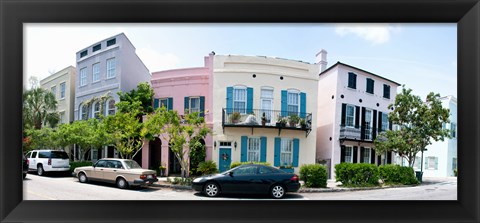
[50, 151, 69, 159]
[123, 160, 142, 169]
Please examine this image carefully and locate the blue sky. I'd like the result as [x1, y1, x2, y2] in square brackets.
[25, 23, 456, 99]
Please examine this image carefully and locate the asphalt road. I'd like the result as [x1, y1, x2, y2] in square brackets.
[23, 173, 457, 200]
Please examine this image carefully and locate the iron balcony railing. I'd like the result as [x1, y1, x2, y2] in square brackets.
[339, 125, 387, 141]
[222, 108, 312, 132]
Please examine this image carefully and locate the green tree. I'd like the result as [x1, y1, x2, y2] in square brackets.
[116, 82, 154, 116]
[23, 87, 58, 129]
[144, 107, 210, 178]
[62, 119, 111, 161]
[374, 87, 451, 167]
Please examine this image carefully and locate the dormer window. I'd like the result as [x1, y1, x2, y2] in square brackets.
[80, 50, 88, 58]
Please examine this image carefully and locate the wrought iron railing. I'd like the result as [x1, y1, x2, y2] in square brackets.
[339, 125, 386, 141]
[222, 108, 312, 131]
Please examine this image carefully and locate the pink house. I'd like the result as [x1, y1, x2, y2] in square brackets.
[141, 53, 214, 176]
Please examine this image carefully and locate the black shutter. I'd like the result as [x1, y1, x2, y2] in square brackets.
[389, 121, 393, 130]
[361, 107, 366, 139]
[372, 110, 377, 139]
[360, 147, 365, 163]
[341, 104, 346, 126]
[353, 146, 358, 163]
[378, 112, 383, 132]
[355, 106, 360, 128]
[387, 152, 392, 164]
[340, 146, 346, 163]
[377, 155, 381, 166]
[371, 149, 376, 164]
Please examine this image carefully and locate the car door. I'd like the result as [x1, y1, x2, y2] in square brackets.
[28, 151, 38, 170]
[102, 160, 123, 183]
[230, 166, 259, 193]
[91, 160, 107, 179]
[256, 166, 277, 194]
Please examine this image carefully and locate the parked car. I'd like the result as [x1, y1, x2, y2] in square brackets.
[22, 154, 29, 179]
[73, 158, 158, 189]
[25, 150, 70, 176]
[192, 164, 301, 199]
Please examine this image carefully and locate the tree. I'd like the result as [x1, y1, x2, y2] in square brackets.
[63, 119, 111, 161]
[23, 87, 58, 129]
[144, 107, 211, 178]
[374, 87, 451, 167]
[116, 82, 154, 116]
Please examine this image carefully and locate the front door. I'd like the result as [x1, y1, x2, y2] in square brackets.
[218, 148, 231, 173]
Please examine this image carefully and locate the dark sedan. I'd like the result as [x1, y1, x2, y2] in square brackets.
[192, 164, 300, 199]
[22, 154, 29, 179]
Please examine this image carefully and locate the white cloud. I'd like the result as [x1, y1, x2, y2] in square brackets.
[136, 48, 180, 72]
[335, 24, 401, 45]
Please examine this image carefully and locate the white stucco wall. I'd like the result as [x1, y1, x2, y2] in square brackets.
[40, 66, 76, 124]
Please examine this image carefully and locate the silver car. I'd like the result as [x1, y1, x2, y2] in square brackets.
[73, 158, 158, 189]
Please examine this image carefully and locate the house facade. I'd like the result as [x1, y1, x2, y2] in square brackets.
[141, 53, 214, 175]
[73, 33, 151, 162]
[396, 95, 457, 177]
[212, 54, 321, 173]
[316, 62, 400, 179]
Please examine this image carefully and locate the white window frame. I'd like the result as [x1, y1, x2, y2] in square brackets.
[93, 102, 101, 118]
[159, 98, 168, 109]
[80, 68, 87, 86]
[233, 86, 247, 114]
[426, 156, 437, 170]
[344, 146, 353, 163]
[92, 63, 100, 83]
[451, 122, 456, 138]
[364, 108, 373, 140]
[107, 99, 115, 116]
[261, 87, 274, 123]
[81, 104, 88, 120]
[247, 138, 261, 162]
[363, 147, 371, 163]
[381, 113, 389, 132]
[189, 97, 200, 114]
[106, 58, 116, 79]
[287, 89, 300, 116]
[60, 82, 66, 99]
[50, 86, 56, 99]
[280, 138, 293, 166]
[345, 104, 355, 128]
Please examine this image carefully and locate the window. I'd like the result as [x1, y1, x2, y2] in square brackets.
[261, 88, 274, 123]
[451, 123, 456, 138]
[426, 156, 438, 170]
[363, 148, 371, 163]
[452, 158, 457, 170]
[106, 58, 116, 78]
[50, 86, 56, 99]
[80, 50, 88, 58]
[344, 146, 353, 163]
[233, 87, 246, 114]
[60, 82, 66, 99]
[92, 44, 101, 52]
[95, 160, 106, 168]
[259, 166, 277, 174]
[413, 156, 421, 170]
[345, 104, 355, 127]
[59, 112, 65, 124]
[39, 151, 50, 158]
[232, 165, 257, 175]
[107, 38, 116, 47]
[366, 78, 374, 94]
[348, 72, 357, 89]
[92, 63, 100, 82]
[287, 90, 300, 115]
[189, 97, 200, 114]
[81, 105, 88, 120]
[280, 139, 293, 166]
[381, 113, 389, 132]
[93, 102, 101, 119]
[108, 100, 115, 115]
[80, 68, 87, 86]
[383, 84, 391, 99]
[247, 138, 261, 162]
[364, 109, 373, 140]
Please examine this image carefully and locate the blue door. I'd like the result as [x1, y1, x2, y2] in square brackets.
[219, 148, 231, 172]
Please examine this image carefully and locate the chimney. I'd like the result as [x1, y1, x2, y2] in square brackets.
[316, 49, 328, 72]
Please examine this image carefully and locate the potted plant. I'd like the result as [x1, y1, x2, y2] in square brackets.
[276, 116, 286, 127]
[300, 118, 307, 129]
[261, 112, 267, 126]
[158, 164, 166, 177]
[230, 112, 241, 124]
[288, 114, 300, 127]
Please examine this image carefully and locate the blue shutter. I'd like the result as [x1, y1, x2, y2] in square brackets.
[260, 137, 267, 162]
[226, 87, 233, 114]
[274, 138, 281, 166]
[300, 92, 306, 118]
[241, 136, 248, 162]
[246, 87, 253, 114]
[184, 97, 189, 114]
[199, 96, 205, 117]
[281, 90, 288, 117]
[293, 138, 300, 167]
[167, 98, 173, 111]
[153, 98, 159, 109]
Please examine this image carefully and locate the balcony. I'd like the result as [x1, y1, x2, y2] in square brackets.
[339, 125, 384, 142]
[222, 108, 312, 137]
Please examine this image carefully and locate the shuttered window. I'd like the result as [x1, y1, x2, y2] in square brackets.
[233, 87, 247, 114]
[287, 90, 300, 115]
[366, 78, 374, 94]
[280, 139, 293, 166]
[344, 146, 353, 163]
[247, 138, 261, 162]
[383, 84, 391, 99]
[363, 148, 371, 163]
[346, 105, 355, 127]
[348, 72, 357, 89]
[381, 113, 389, 132]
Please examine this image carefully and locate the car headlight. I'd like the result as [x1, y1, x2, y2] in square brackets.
[193, 178, 202, 183]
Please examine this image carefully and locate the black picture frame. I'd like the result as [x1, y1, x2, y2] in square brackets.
[1, 0, 479, 222]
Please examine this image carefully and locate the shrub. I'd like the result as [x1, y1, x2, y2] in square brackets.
[299, 164, 328, 188]
[230, 161, 271, 169]
[69, 161, 93, 173]
[197, 160, 218, 175]
[168, 177, 193, 186]
[378, 165, 418, 185]
[335, 163, 380, 187]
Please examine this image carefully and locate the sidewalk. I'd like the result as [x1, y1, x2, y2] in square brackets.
[150, 176, 456, 193]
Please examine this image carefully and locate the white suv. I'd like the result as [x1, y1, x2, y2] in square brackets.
[25, 150, 70, 176]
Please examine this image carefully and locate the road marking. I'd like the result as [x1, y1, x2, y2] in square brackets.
[26, 190, 57, 200]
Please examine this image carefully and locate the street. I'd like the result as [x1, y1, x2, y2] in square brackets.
[23, 173, 457, 200]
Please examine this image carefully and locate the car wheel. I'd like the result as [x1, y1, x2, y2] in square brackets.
[78, 173, 88, 183]
[116, 178, 129, 189]
[270, 184, 285, 199]
[23, 173, 27, 179]
[203, 182, 220, 197]
[37, 165, 44, 176]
